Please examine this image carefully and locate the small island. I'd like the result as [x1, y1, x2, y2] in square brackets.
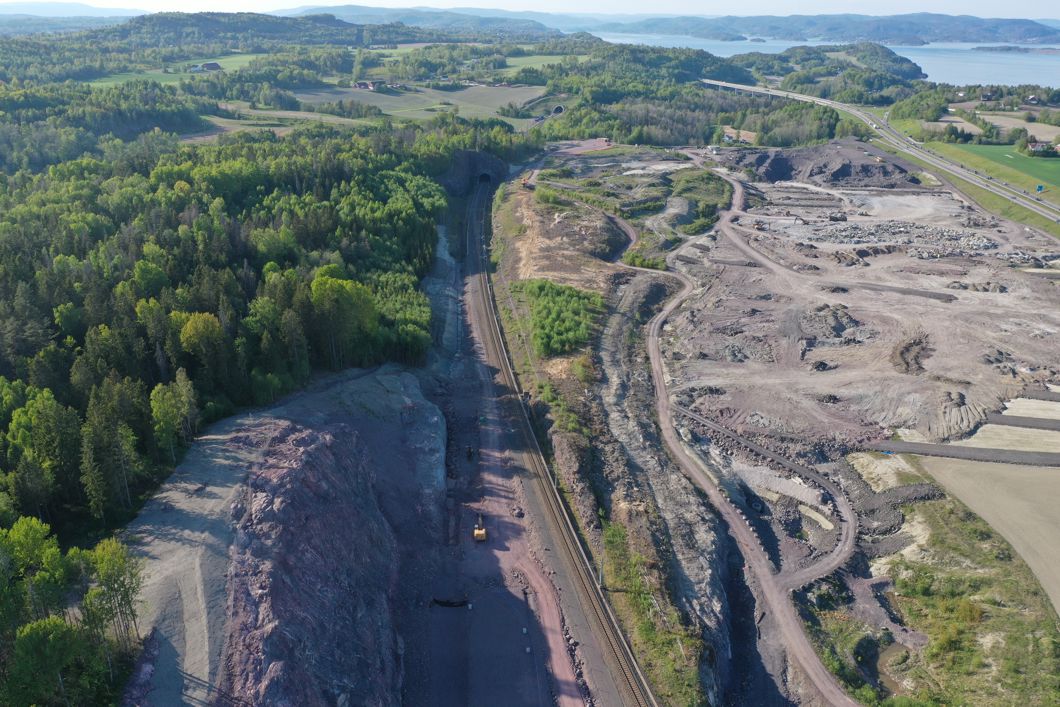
[973, 45, 1060, 54]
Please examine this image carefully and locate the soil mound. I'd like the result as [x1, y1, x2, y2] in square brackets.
[728, 141, 920, 189]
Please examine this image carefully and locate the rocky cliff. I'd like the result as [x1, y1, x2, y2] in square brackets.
[126, 368, 446, 706]
[220, 423, 402, 705]
[216, 369, 446, 705]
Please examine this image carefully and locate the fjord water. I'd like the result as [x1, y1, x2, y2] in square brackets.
[593, 33, 1060, 87]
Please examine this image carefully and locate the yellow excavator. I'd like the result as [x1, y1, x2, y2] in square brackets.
[473, 513, 487, 542]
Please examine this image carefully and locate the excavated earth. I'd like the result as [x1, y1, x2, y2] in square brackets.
[718, 139, 923, 190]
[499, 146, 800, 704]
[667, 161, 1060, 454]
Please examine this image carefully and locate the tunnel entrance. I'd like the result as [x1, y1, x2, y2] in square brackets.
[478, 173, 491, 183]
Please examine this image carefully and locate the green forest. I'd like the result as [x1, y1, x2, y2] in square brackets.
[0, 12, 548, 694]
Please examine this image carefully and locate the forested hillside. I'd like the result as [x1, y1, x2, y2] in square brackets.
[731, 43, 925, 105]
[0, 21, 535, 690]
[494, 40, 865, 146]
[0, 12, 438, 83]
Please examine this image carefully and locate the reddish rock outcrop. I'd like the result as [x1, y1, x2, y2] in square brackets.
[219, 422, 402, 706]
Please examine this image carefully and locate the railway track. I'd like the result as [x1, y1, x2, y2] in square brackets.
[464, 182, 658, 707]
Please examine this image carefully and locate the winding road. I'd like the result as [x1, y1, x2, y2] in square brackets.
[633, 175, 860, 706]
[551, 163, 860, 704]
[702, 79, 1060, 225]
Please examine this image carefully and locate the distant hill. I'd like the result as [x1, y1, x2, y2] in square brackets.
[593, 13, 1060, 45]
[441, 8, 679, 33]
[0, 13, 131, 34]
[275, 4, 559, 38]
[0, 1, 143, 16]
[86, 12, 440, 47]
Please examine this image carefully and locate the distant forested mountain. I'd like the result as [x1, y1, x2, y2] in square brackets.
[592, 13, 1060, 45]
[0, 13, 131, 34]
[92, 12, 431, 46]
[278, 4, 559, 39]
[0, 1, 143, 16]
[0, 12, 443, 83]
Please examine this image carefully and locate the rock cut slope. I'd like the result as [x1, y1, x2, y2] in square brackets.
[125, 367, 445, 705]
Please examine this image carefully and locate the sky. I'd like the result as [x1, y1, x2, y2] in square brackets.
[6, 0, 1059, 18]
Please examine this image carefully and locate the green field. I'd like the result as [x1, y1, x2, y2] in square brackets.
[294, 83, 547, 126]
[88, 53, 268, 87]
[929, 142, 1060, 206]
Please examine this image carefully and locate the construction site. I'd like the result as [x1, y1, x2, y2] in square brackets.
[122, 139, 1060, 706]
[487, 138, 1060, 704]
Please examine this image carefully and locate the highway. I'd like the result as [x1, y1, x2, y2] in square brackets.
[465, 181, 659, 707]
[702, 79, 1060, 225]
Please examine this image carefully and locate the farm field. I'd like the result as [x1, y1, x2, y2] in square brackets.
[928, 142, 1060, 205]
[294, 83, 547, 125]
[952, 424, 1060, 452]
[88, 53, 268, 86]
[921, 114, 981, 135]
[500, 54, 588, 76]
[980, 112, 1060, 142]
[911, 455, 1060, 616]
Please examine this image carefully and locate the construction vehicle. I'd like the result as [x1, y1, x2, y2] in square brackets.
[473, 514, 487, 542]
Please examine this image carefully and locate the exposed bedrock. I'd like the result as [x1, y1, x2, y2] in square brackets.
[126, 367, 446, 706]
[598, 273, 740, 703]
[217, 368, 446, 705]
[220, 423, 403, 705]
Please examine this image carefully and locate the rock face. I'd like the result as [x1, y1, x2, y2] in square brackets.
[439, 150, 508, 195]
[213, 369, 446, 705]
[126, 367, 446, 706]
[220, 422, 403, 706]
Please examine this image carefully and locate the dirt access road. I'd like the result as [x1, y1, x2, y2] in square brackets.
[541, 158, 858, 704]
[642, 176, 859, 707]
[464, 181, 656, 707]
[423, 183, 582, 707]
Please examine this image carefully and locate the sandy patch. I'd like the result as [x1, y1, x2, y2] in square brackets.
[848, 451, 917, 492]
[799, 505, 834, 531]
[916, 456, 1060, 614]
[953, 424, 1060, 453]
[1002, 398, 1060, 420]
[898, 513, 933, 564]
